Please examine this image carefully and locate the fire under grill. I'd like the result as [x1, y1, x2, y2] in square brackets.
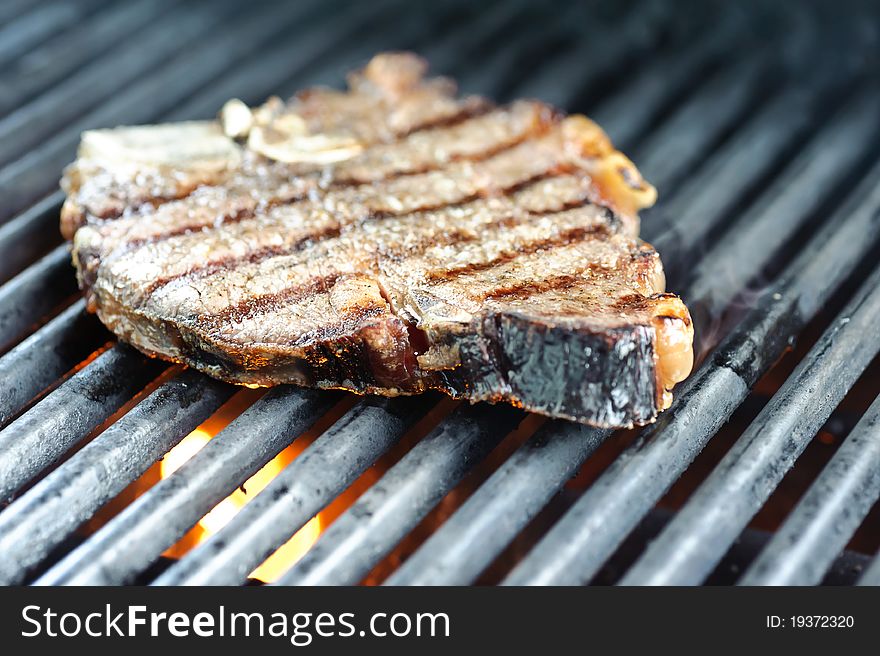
[1, 0, 879, 587]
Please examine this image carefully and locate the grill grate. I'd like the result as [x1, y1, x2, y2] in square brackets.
[0, 0, 879, 586]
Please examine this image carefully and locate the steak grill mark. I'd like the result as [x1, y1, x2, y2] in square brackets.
[422, 224, 612, 282]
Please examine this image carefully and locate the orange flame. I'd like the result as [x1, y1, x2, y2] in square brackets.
[160, 391, 321, 582]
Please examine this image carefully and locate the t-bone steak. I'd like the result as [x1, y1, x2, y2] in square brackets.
[60, 53, 694, 428]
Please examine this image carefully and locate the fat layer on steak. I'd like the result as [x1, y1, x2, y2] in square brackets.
[60, 53, 693, 428]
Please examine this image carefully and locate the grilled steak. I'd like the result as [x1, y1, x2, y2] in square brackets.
[60, 53, 693, 428]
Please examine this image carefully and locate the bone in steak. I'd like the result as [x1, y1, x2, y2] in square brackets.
[60, 53, 693, 428]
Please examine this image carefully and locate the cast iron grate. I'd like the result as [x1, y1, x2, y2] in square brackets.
[0, 0, 878, 586]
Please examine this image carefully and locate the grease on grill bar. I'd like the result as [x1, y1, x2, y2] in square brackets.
[0, 0, 878, 587]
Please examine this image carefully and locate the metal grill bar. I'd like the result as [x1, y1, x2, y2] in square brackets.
[591, 12, 746, 149]
[380, 420, 600, 586]
[684, 88, 880, 315]
[0, 193, 63, 284]
[621, 264, 880, 585]
[0, 344, 165, 500]
[0, 301, 102, 425]
[37, 387, 340, 585]
[0, 0, 240, 169]
[154, 396, 438, 586]
[516, 0, 669, 108]
[167, 0, 402, 120]
[0, 0, 177, 117]
[503, 164, 880, 585]
[0, 0, 107, 69]
[0, 245, 74, 352]
[647, 83, 816, 259]
[454, 3, 584, 99]
[633, 57, 766, 192]
[416, 1, 527, 78]
[277, 404, 524, 586]
[0, 0, 46, 27]
[0, 370, 233, 585]
[741, 392, 880, 585]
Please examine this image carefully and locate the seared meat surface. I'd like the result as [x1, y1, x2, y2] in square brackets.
[61, 53, 693, 428]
